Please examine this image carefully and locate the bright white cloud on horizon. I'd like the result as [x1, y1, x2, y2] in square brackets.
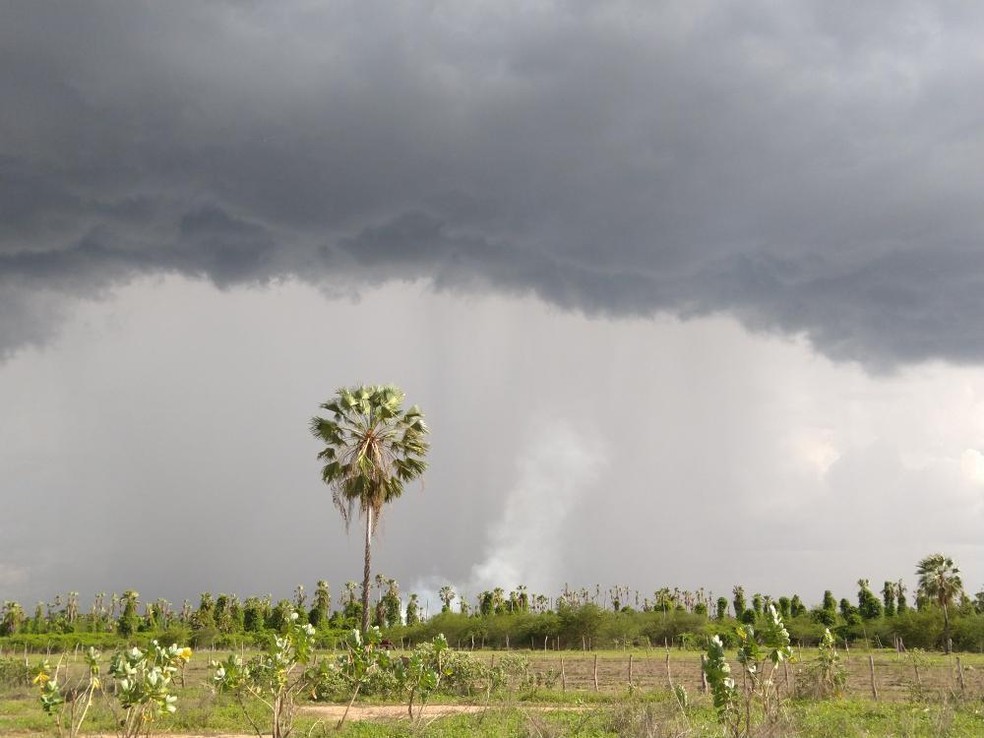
[1, 276, 982, 608]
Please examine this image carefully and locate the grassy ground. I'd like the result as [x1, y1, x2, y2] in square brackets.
[3, 647, 984, 736]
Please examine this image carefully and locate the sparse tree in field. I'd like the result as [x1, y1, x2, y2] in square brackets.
[477, 591, 490, 616]
[654, 587, 674, 614]
[882, 581, 896, 617]
[310, 580, 331, 628]
[65, 592, 79, 624]
[839, 598, 860, 625]
[214, 594, 233, 633]
[916, 553, 963, 654]
[153, 598, 173, 630]
[515, 584, 529, 612]
[383, 578, 402, 628]
[777, 597, 791, 619]
[406, 593, 421, 626]
[1, 601, 24, 636]
[194, 592, 215, 629]
[243, 597, 268, 632]
[896, 579, 908, 613]
[90, 592, 108, 630]
[268, 599, 294, 632]
[609, 586, 623, 612]
[974, 589, 984, 615]
[118, 590, 140, 636]
[311, 385, 429, 634]
[752, 593, 763, 617]
[492, 587, 506, 615]
[344, 581, 358, 608]
[715, 596, 728, 620]
[732, 586, 747, 622]
[790, 594, 805, 617]
[439, 585, 456, 613]
[857, 579, 883, 620]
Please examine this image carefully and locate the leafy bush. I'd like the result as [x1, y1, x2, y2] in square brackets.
[0, 657, 31, 688]
[212, 611, 314, 738]
[704, 604, 793, 738]
[796, 628, 846, 699]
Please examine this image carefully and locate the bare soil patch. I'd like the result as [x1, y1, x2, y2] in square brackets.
[302, 703, 488, 721]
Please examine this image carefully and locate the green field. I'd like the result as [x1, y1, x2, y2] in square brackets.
[3, 644, 984, 737]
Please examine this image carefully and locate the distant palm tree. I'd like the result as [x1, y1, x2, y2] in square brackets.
[311, 385, 429, 633]
[916, 553, 963, 654]
[439, 585, 456, 613]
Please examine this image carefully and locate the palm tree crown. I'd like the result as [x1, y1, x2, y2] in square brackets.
[311, 384, 429, 632]
[916, 553, 963, 653]
[916, 553, 963, 608]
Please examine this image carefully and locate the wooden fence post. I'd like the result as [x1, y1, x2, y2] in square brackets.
[561, 657, 567, 692]
[593, 654, 599, 691]
[628, 653, 634, 686]
[700, 654, 708, 693]
[868, 655, 878, 700]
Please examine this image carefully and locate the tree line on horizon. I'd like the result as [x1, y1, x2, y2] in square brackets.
[2, 557, 982, 653]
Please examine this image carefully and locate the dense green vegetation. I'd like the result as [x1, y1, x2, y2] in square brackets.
[4, 564, 984, 655]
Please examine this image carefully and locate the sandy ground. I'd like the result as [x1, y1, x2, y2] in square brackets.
[302, 702, 489, 721]
[13, 704, 502, 738]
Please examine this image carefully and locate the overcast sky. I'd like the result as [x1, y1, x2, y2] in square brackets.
[2, 1, 984, 612]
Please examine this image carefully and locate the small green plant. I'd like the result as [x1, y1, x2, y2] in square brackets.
[34, 648, 101, 738]
[672, 683, 689, 712]
[330, 626, 391, 728]
[212, 610, 315, 738]
[703, 603, 793, 738]
[704, 635, 741, 737]
[394, 633, 448, 722]
[797, 627, 846, 699]
[109, 641, 193, 737]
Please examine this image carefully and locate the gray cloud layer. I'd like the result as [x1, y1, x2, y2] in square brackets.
[3, 2, 984, 366]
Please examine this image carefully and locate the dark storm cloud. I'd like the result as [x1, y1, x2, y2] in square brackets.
[3, 1, 984, 365]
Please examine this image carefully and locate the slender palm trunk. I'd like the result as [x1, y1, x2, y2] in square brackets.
[943, 602, 951, 654]
[362, 507, 373, 634]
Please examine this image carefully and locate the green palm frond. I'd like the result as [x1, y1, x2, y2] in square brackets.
[311, 384, 429, 532]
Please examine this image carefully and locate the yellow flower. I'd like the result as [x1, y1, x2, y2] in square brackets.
[32, 671, 50, 686]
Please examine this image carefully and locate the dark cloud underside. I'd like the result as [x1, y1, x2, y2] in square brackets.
[3, 1, 984, 366]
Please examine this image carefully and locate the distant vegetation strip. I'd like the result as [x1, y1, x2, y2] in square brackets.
[3, 564, 984, 654]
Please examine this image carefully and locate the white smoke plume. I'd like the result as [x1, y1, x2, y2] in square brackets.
[467, 419, 606, 595]
[410, 418, 606, 614]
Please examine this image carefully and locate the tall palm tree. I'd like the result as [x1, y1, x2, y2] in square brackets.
[310, 384, 429, 634]
[916, 553, 963, 654]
